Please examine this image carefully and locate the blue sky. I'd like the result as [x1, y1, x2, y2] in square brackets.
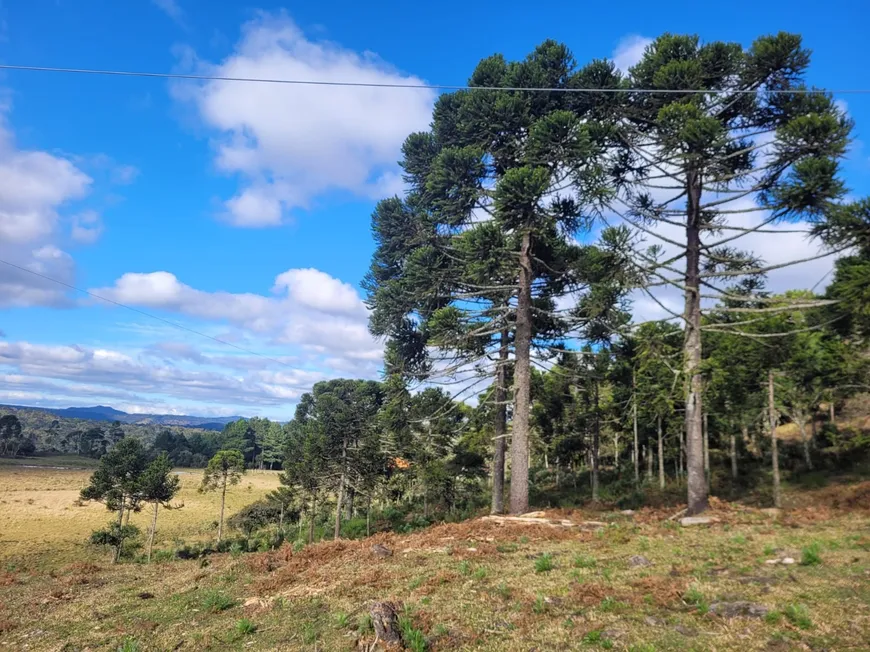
[0, 0, 867, 419]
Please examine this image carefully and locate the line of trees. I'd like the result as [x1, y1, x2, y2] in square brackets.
[364, 31, 868, 516]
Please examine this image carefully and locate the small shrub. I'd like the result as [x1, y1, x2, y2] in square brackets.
[229, 542, 244, 558]
[496, 582, 512, 600]
[201, 589, 236, 613]
[582, 629, 603, 643]
[599, 596, 623, 612]
[801, 542, 822, 566]
[535, 553, 554, 573]
[496, 543, 518, 553]
[117, 638, 141, 652]
[357, 613, 373, 634]
[764, 610, 782, 625]
[334, 612, 349, 628]
[784, 603, 812, 629]
[532, 594, 546, 614]
[399, 615, 427, 652]
[408, 576, 424, 590]
[683, 585, 708, 613]
[574, 554, 597, 569]
[292, 540, 306, 553]
[763, 544, 776, 556]
[235, 618, 256, 635]
[152, 549, 174, 563]
[458, 560, 471, 576]
[432, 623, 449, 637]
[473, 567, 488, 581]
[301, 620, 319, 644]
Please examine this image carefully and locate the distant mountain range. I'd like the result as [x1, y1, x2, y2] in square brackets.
[0, 404, 242, 431]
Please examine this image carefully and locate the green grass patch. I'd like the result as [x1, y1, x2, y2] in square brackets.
[235, 618, 256, 635]
[801, 542, 822, 566]
[535, 553, 555, 573]
[784, 603, 812, 629]
[200, 589, 236, 613]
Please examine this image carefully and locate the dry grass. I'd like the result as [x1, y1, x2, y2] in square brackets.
[1, 464, 870, 651]
[0, 461, 280, 566]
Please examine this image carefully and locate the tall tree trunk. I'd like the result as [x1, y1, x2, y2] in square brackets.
[798, 417, 813, 470]
[491, 330, 509, 514]
[657, 416, 665, 490]
[768, 370, 781, 509]
[684, 169, 707, 515]
[703, 412, 710, 492]
[646, 444, 653, 480]
[345, 487, 355, 520]
[147, 500, 158, 563]
[614, 432, 619, 470]
[366, 494, 372, 537]
[678, 427, 684, 477]
[829, 401, 835, 424]
[218, 477, 227, 543]
[632, 382, 639, 484]
[334, 439, 348, 539]
[591, 380, 600, 502]
[510, 229, 533, 515]
[730, 433, 738, 479]
[308, 493, 316, 544]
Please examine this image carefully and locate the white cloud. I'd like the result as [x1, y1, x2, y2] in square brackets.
[273, 268, 364, 316]
[151, 0, 183, 23]
[0, 100, 98, 307]
[0, 121, 91, 244]
[91, 266, 383, 362]
[612, 35, 653, 74]
[112, 164, 140, 185]
[174, 12, 435, 226]
[70, 210, 103, 244]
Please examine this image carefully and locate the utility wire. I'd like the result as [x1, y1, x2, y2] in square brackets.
[2, 63, 870, 95]
[0, 257, 295, 369]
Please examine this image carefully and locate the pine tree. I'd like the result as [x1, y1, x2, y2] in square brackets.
[139, 452, 180, 562]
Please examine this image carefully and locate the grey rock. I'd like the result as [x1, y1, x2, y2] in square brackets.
[601, 629, 625, 641]
[674, 625, 698, 637]
[644, 616, 665, 626]
[629, 555, 652, 568]
[709, 601, 769, 618]
[371, 544, 393, 558]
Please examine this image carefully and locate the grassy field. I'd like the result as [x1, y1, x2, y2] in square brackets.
[0, 457, 280, 568]
[1, 461, 870, 651]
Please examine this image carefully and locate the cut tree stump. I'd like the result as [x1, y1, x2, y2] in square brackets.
[369, 601, 403, 647]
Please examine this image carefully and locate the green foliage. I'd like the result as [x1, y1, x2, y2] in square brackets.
[117, 638, 142, 652]
[534, 553, 555, 573]
[89, 523, 140, 560]
[399, 613, 427, 652]
[801, 542, 823, 566]
[200, 450, 246, 493]
[784, 603, 813, 629]
[201, 590, 236, 613]
[574, 554, 597, 569]
[235, 618, 256, 635]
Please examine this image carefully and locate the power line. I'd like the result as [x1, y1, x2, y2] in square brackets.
[2, 63, 870, 95]
[0, 257, 296, 369]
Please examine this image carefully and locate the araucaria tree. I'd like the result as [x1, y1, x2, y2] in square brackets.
[139, 452, 181, 562]
[612, 33, 852, 514]
[200, 449, 246, 543]
[80, 437, 149, 562]
[367, 41, 627, 514]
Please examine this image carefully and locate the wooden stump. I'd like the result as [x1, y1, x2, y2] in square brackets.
[369, 601, 403, 647]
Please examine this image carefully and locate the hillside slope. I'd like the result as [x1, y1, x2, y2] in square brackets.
[1, 484, 869, 651]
